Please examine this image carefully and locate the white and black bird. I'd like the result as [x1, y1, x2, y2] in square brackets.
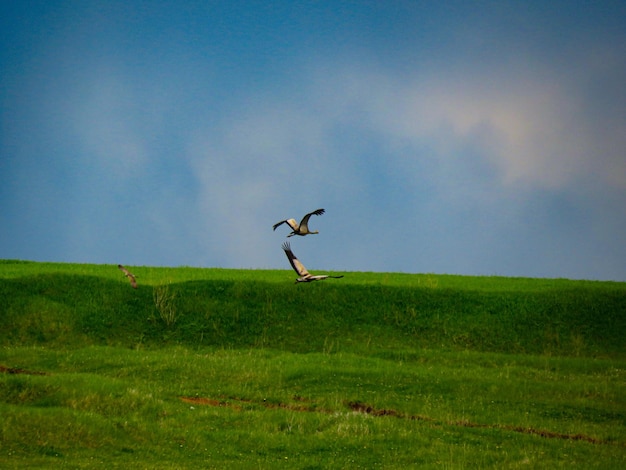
[282, 242, 343, 283]
[273, 208, 325, 237]
[118, 264, 138, 289]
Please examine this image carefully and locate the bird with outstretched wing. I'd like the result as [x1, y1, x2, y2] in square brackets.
[273, 208, 325, 237]
[282, 242, 343, 283]
[118, 264, 138, 289]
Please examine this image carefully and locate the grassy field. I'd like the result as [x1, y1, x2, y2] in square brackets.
[1, 260, 625, 468]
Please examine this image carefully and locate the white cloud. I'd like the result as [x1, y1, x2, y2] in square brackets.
[302, 57, 626, 194]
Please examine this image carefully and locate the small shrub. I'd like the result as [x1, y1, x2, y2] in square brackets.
[153, 283, 177, 327]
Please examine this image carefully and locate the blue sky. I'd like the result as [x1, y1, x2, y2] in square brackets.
[1, 1, 625, 280]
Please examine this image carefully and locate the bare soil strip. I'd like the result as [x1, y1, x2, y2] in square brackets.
[180, 395, 619, 446]
[0, 365, 47, 375]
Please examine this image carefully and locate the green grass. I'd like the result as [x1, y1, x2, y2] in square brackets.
[1, 260, 625, 468]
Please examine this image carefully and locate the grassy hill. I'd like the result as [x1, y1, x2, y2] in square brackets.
[1, 260, 625, 468]
[1, 260, 624, 357]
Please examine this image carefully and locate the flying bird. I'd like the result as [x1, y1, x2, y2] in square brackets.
[273, 208, 325, 237]
[282, 242, 343, 283]
[118, 264, 138, 289]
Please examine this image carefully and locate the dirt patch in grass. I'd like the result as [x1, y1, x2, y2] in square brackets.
[348, 401, 611, 445]
[0, 365, 47, 375]
[181, 395, 618, 446]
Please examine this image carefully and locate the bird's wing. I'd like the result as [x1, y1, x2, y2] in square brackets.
[299, 208, 325, 230]
[273, 218, 298, 231]
[118, 264, 138, 288]
[272, 220, 287, 231]
[282, 242, 309, 277]
[310, 274, 343, 281]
